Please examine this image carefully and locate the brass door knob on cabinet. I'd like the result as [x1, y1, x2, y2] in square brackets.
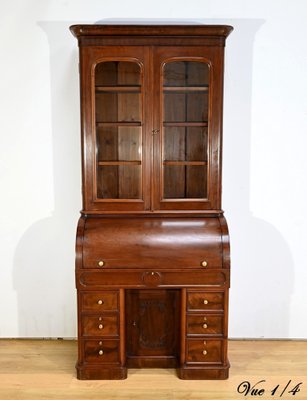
[98, 261, 105, 267]
[202, 350, 207, 355]
[203, 299, 209, 305]
[97, 300, 104, 305]
[98, 350, 104, 356]
[98, 324, 104, 329]
[201, 260, 208, 267]
[203, 323, 208, 329]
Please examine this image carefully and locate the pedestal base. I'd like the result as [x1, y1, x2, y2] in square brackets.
[76, 363, 127, 380]
[178, 362, 230, 380]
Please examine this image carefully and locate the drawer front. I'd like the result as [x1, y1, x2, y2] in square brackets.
[81, 291, 118, 311]
[186, 339, 223, 364]
[82, 314, 118, 336]
[83, 340, 120, 364]
[187, 291, 224, 312]
[78, 270, 229, 288]
[187, 315, 223, 336]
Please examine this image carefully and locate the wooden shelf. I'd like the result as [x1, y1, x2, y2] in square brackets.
[163, 161, 207, 166]
[96, 86, 141, 92]
[163, 122, 208, 127]
[96, 122, 142, 127]
[163, 86, 209, 92]
[98, 161, 141, 166]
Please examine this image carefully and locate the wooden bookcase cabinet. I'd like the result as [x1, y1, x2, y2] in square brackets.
[71, 24, 232, 380]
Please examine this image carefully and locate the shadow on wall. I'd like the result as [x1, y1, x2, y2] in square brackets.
[13, 21, 81, 337]
[13, 18, 294, 339]
[220, 18, 295, 338]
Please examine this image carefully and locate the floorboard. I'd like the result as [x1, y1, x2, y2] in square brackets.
[0, 339, 306, 399]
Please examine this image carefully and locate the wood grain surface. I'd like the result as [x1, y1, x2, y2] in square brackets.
[0, 339, 306, 399]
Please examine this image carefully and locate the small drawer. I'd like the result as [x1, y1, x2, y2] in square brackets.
[187, 291, 224, 312]
[83, 340, 120, 364]
[81, 291, 118, 311]
[82, 314, 118, 337]
[186, 339, 223, 364]
[187, 315, 223, 336]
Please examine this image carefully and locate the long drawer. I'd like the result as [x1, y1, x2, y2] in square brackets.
[77, 270, 229, 289]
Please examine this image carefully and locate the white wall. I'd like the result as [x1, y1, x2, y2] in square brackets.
[1, 0, 307, 339]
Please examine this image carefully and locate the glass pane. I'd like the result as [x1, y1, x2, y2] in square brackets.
[94, 61, 143, 201]
[186, 166, 207, 198]
[162, 61, 209, 201]
[97, 127, 142, 161]
[164, 61, 209, 87]
[95, 61, 141, 86]
[163, 165, 207, 199]
[97, 165, 141, 199]
[186, 127, 207, 161]
[164, 165, 185, 198]
[164, 92, 208, 123]
[95, 92, 141, 122]
[164, 127, 208, 161]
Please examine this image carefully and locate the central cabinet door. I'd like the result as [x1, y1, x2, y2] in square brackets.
[125, 289, 180, 367]
[84, 45, 222, 212]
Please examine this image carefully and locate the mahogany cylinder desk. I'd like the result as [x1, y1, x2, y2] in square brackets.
[70, 24, 232, 380]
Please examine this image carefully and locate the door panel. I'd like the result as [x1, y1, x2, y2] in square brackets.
[152, 46, 224, 211]
[80, 46, 151, 212]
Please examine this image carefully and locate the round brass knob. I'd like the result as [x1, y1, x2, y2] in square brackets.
[98, 324, 104, 330]
[99, 341, 102, 346]
[203, 323, 208, 329]
[202, 350, 207, 355]
[98, 261, 105, 267]
[201, 260, 208, 267]
[98, 350, 104, 356]
[203, 299, 209, 305]
[97, 300, 104, 305]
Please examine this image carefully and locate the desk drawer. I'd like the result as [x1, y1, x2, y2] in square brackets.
[83, 340, 120, 364]
[187, 291, 224, 312]
[82, 314, 118, 337]
[81, 291, 118, 311]
[187, 315, 223, 336]
[78, 270, 228, 288]
[186, 339, 223, 364]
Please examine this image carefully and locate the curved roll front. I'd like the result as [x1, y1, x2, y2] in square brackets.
[75, 216, 230, 271]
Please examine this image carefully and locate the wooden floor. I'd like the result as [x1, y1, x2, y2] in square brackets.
[0, 340, 306, 399]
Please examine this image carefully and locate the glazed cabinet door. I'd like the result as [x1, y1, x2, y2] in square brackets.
[152, 46, 225, 211]
[80, 46, 151, 212]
